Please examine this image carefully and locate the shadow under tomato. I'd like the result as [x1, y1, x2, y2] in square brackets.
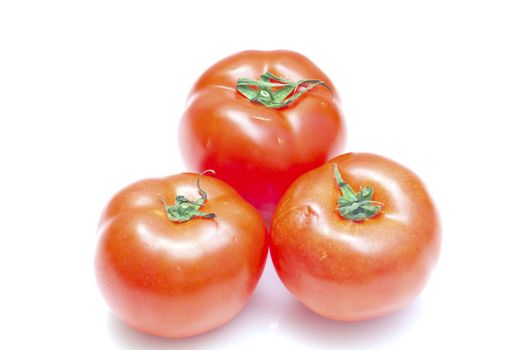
[275, 297, 424, 348]
[107, 312, 226, 349]
[106, 290, 278, 349]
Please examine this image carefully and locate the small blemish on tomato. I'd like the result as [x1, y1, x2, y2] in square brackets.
[299, 205, 317, 226]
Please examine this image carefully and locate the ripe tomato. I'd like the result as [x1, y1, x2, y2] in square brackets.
[95, 172, 267, 338]
[269, 153, 441, 321]
[179, 50, 346, 221]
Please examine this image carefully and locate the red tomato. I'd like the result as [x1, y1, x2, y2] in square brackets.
[179, 50, 346, 221]
[270, 153, 441, 321]
[95, 172, 267, 338]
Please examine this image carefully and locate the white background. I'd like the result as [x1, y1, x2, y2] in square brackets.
[1, 0, 524, 349]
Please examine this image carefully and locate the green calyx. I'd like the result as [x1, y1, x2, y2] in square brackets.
[236, 72, 334, 109]
[160, 170, 216, 223]
[333, 164, 383, 222]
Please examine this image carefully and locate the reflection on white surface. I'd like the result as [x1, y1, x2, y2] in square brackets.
[268, 318, 281, 331]
[106, 260, 423, 349]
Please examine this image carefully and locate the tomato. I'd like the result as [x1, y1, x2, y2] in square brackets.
[269, 153, 441, 321]
[95, 172, 267, 338]
[179, 50, 346, 221]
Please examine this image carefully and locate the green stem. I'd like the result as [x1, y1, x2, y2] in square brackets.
[333, 164, 383, 222]
[236, 72, 334, 109]
[160, 170, 216, 223]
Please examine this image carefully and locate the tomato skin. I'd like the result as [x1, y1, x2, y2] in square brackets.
[269, 153, 441, 321]
[95, 173, 267, 338]
[179, 50, 346, 220]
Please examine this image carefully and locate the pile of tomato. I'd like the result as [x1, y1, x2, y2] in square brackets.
[95, 50, 441, 338]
